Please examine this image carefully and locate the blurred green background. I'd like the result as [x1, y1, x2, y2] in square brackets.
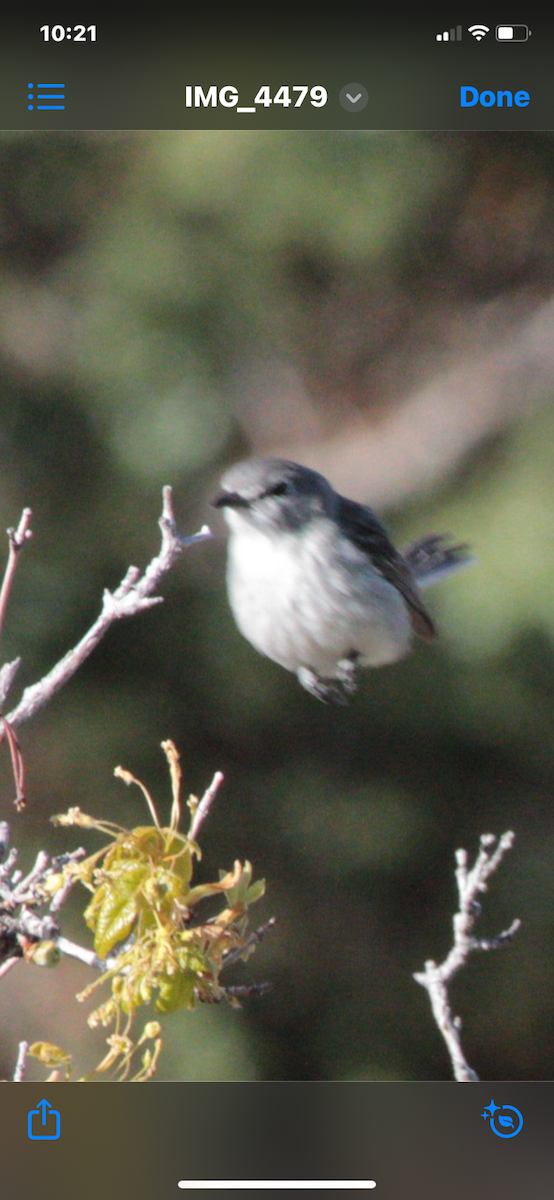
[0, 129, 553, 1082]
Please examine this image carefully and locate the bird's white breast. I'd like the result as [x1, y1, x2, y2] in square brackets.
[225, 512, 413, 678]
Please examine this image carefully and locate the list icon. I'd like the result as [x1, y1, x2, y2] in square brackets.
[28, 83, 66, 111]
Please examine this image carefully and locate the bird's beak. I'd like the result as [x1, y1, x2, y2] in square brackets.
[211, 490, 250, 509]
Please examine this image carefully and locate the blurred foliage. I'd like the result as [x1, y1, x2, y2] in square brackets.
[0, 129, 553, 1081]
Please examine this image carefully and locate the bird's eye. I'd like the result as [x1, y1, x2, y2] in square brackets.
[262, 481, 289, 498]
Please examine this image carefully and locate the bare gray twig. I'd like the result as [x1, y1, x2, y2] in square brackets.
[0, 827, 86, 971]
[0, 509, 33, 647]
[13, 1040, 28, 1081]
[56, 936, 105, 971]
[4, 487, 211, 732]
[414, 831, 520, 1082]
[207, 982, 274, 1002]
[0, 659, 22, 711]
[49, 860, 84, 914]
[11, 851, 50, 901]
[189, 771, 225, 841]
[0, 956, 19, 981]
[221, 917, 277, 970]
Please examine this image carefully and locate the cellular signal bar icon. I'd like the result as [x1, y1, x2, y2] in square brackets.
[28, 83, 65, 111]
[436, 26, 462, 41]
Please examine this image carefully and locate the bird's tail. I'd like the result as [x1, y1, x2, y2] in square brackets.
[403, 535, 475, 587]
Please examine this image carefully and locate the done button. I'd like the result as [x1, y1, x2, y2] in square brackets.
[461, 86, 530, 107]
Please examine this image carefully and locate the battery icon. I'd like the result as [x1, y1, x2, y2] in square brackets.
[496, 25, 531, 40]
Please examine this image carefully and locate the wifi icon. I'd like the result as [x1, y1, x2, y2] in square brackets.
[468, 24, 490, 40]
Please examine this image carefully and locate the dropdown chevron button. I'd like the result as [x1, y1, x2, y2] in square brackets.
[339, 82, 369, 111]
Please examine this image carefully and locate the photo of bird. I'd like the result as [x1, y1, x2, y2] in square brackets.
[214, 457, 471, 702]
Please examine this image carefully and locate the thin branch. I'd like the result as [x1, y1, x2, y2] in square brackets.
[56, 935, 105, 971]
[0, 509, 33, 645]
[224, 982, 274, 998]
[13, 1040, 28, 1081]
[48, 851, 87, 914]
[221, 917, 277, 970]
[0, 820, 10, 862]
[1, 719, 26, 811]
[0, 659, 21, 711]
[189, 771, 225, 841]
[0, 825, 87, 973]
[204, 982, 274, 1002]
[4, 488, 211, 733]
[0, 852, 18, 890]
[0, 956, 20, 981]
[414, 831, 520, 1082]
[11, 851, 49, 901]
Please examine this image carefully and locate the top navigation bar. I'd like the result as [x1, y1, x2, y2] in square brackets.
[0, 16, 549, 129]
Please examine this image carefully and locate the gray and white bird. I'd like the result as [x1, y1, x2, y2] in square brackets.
[213, 457, 471, 704]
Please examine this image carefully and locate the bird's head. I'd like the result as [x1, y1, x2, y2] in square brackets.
[212, 457, 337, 533]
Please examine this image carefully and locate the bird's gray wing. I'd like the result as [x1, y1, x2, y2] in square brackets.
[337, 495, 436, 640]
[402, 534, 473, 585]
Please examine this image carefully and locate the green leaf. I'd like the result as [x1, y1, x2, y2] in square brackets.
[87, 860, 150, 958]
[224, 861, 265, 908]
[244, 878, 266, 905]
[155, 970, 197, 1013]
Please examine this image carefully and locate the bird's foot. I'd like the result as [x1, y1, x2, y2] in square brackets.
[297, 653, 361, 706]
[336, 650, 362, 696]
[297, 667, 350, 705]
